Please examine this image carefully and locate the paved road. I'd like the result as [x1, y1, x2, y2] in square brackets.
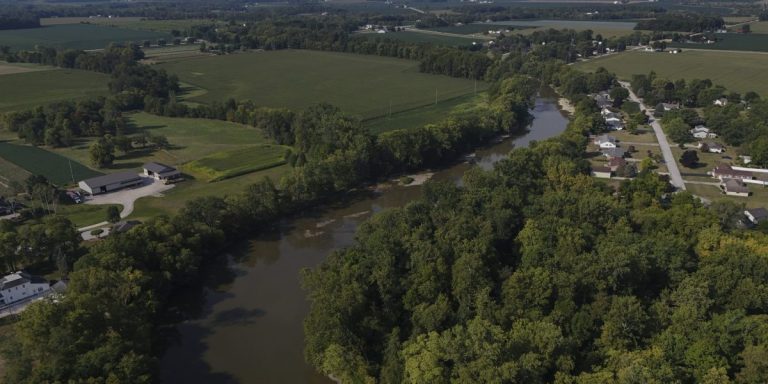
[619, 81, 686, 190]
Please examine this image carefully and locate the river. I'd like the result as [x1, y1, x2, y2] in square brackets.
[160, 91, 570, 384]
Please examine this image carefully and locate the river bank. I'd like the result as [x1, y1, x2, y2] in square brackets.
[159, 93, 571, 383]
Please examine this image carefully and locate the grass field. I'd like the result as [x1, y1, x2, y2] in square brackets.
[0, 24, 171, 50]
[670, 33, 768, 52]
[158, 50, 487, 119]
[55, 204, 121, 228]
[0, 142, 101, 186]
[746, 21, 768, 34]
[0, 157, 30, 195]
[486, 19, 638, 37]
[0, 67, 109, 112]
[371, 31, 483, 46]
[51, 112, 273, 173]
[425, 24, 520, 35]
[364, 93, 486, 134]
[184, 145, 289, 182]
[576, 49, 768, 96]
[0, 62, 52, 76]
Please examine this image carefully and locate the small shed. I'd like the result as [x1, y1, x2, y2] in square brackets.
[592, 166, 612, 179]
[143, 162, 181, 181]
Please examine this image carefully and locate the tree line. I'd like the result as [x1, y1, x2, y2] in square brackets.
[635, 13, 725, 32]
[0, 14, 40, 30]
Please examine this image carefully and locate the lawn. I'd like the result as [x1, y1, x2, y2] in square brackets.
[158, 50, 487, 119]
[0, 142, 101, 186]
[51, 112, 274, 173]
[55, 204, 121, 228]
[184, 145, 289, 182]
[670, 33, 768, 53]
[0, 24, 171, 50]
[0, 67, 109, 112]
[686, 182, 768, 209]
[576, 49, 768, 96]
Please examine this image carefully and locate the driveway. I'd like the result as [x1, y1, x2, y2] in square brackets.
[619, 81, 686, 191]
[78, 176, 174, 232]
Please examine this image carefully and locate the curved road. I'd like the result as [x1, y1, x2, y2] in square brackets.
[619, 81, 686, 190]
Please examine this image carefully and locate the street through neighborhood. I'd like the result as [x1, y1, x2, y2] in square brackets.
[619, 81, 687, 190]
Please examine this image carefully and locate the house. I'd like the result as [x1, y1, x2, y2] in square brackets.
[691, 125, 717, 139]
[143, 162, 181, 182]
[595, 92, 613, 109]
[739, 155, 752, 165]
[608, 157, 626, 172]
[595, 134, 617, 149]
[661, 102, 680, 111]
[712, 164, 753, 181]
[0, 272, 50, 307]
[722, 178, 750, 197]
[592, 166, 612, 178]
[713, 97, 728, 107]
[602, 148, 627, 159]
[600, 107, 614, 117]
[700, 142, 724, 153]
[79, 172, 143, 195]
[745, 208, 768, 225]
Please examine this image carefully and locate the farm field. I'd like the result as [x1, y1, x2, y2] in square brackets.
[0, 62, 53, 76]
[424, 24, 524, 35]
[745, 21, 768, 34]
[361, 30, 481, 46]
[141, 45, 212, 64]
[0, 142, 101, 186]
[365, 93, 486, 134]
[0, 66, 109, 112]
[0, 157, 30, 196]
[41, 17, 212, 33]
[158, 50, 488, 119]
[484, 19, 638, 37]
[185, 145, 289, 182]
[670, 33, 768, 52]
[51, 112, 273, 173]
[576, 49, 768, 95]
[0, 24, 171, 50]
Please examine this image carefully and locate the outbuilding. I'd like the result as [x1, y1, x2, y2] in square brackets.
[143, 162, 181, 182]
[592, 166, 612, 179]
[79, 172, 143, 195]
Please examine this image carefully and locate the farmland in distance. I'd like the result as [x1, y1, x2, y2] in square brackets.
[0, 24, 171, 50]
[0, 65, 109, 112]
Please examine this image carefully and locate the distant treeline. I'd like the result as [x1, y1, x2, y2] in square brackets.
[0, 14, 41, 30]
[635, 14, 724, 32]
[427, 4, 666, 25]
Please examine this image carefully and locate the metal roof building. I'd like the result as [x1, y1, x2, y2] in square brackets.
[78, 172, 143, 195]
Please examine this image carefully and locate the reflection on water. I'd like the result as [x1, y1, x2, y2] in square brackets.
[160, 94, 569, 384]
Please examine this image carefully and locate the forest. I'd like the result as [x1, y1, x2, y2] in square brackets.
[303, 98, 768, 384]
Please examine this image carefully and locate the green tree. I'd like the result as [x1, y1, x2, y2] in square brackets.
[666, 117, 694, 145]
[106, 206, 121, 223]
[680, 150, 699, 168]
[89, 136, 115, 168]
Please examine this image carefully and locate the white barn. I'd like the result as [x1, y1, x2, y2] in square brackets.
[143, 162, 181, 182]
[0, 272, 50, 307]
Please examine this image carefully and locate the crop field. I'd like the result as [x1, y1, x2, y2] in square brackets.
[41, 17, 212, 33]
[0, 142, 101, 186]
[0, 67, 109, 112]
[746, 21, 768, 34]
[0, 24, 171, 50]
[0, 157, 30, 195]
[576, 49, 768, 95]
[158, 50, 487, 119]
[670, 33, 768, 52]
[0, 62, 52, 76]
[184, 145, 289, 182]
[141, 45, 212, 64]
[51, 112, 272, 172]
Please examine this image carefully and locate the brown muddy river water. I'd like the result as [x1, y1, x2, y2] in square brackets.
[160, 92, 570, 383]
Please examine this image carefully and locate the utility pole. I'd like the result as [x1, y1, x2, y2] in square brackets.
[435, 88, 438, 105]
[68, 159, 75, 184]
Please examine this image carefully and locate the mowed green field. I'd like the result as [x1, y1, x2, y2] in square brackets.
[576, 50, 768, 95]
[185, 145, 289, 182]
[0, 65, 109, 112]
[158, 50, 487, 119]
[0, 24, 170, 50]
[0, 142, 101, 185]
[51, 112, 274, 172]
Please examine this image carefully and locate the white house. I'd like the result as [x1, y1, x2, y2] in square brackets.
[0, 272, 50, 307]
[700, 142, 724, 153]
[691, 125, 716, 139]
[143, 162, 181, 182]
[595, 134, 617, 149]
[714, 97, 728, 107]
